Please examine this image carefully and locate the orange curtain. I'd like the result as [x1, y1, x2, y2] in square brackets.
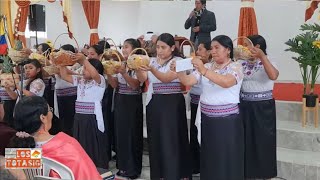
[14, 0, 30, 47]
[238, 0, 258, 39]
[82, 0, 100, 46]
[305, 1, 320, 22]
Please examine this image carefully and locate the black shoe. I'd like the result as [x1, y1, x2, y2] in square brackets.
[116, 170, 125, 176]
[127, 174, 139, 179]
[116, 170, 139, 179]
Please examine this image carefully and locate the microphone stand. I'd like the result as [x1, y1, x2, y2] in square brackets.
[15, 60, 28, 99]
[19, 64, 24, 98]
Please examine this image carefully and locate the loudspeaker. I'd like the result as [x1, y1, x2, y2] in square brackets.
[29, 4, 46, 32]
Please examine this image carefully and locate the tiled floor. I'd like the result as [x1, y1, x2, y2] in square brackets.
[107, 153, 201, 180]
[106, 154, 283, 180]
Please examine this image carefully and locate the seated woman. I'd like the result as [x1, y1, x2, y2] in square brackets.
[8, 96, 101, 180]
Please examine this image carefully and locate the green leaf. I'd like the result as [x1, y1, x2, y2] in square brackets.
[285, 23, 320, 94]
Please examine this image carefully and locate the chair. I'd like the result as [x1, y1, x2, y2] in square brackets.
[24, 157, 74, 180]
[33, 176, 60, 180]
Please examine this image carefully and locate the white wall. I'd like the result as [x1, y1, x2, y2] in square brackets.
[23, 0, 313, 81]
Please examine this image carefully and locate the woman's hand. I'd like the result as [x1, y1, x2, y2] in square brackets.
[116, 63, 126, 75]
[138, 65, 152, 72]
[170, 60, 176, 72]
[250, 47, 266, 60]
[192, 56, 206, 74]
[72, 53, 86, 62]
[21, 48, 32, 56]
[3, 81, 11, 89]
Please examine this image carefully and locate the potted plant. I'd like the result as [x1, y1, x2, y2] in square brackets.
[285, 23, 320, 107]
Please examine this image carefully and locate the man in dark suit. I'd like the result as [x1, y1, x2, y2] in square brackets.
[184, 0, 216, 48]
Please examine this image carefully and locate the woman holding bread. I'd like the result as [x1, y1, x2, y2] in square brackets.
[173, 35, 244, 179]
[107, 38, 143, 179]
[136, 33, 191, 180]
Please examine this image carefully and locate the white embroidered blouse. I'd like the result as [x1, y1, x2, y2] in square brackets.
[238, 59, 277, 92]
[193, 61, 244, 105]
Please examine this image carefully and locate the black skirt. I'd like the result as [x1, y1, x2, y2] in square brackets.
[240, 99, 277, 178]
[3, 100, 16, 128]
[147, 93, 191, 179]
[44, 78, 61, 135]
[57, 95, 77, 136]
[201, 113, 244, 180]
[73, 113, 109, 169]
[190, 102, 200, 174]
[105, 85, 116, 155]
[102, 88, 112, 160]
[114, 93, 143, 176]
[43, 78, 54, 109]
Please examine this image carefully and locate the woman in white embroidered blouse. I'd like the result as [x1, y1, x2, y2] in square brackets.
[173, 35, 244, 180]
[5, 59, 45, 100]
[107, 38, 143, 179]
[54, 44, 79, 136]
[240, 35, 279, 179]
[136, 33, 191, 180]
[59, 54, 109, 169]
[188, 41, 211, 174]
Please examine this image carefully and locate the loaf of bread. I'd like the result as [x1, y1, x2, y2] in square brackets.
[102, 60, 122, 75]
[51, 50, 76, 66]
[127, 54, 150, 70]
[0, 73, 20, 87]
[29, 53, 46, 65]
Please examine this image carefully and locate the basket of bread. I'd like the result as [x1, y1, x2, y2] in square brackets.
[42, 65, 60, 76]
[233, 36, 254, 60]
[29, 52, 46, 64]
[8, 40, 28, 64]
[0, 56, 19, 88]
[0, 73, 19, 87]
[179, 39, 196, 58]
[50, 50, 76, 66]
[127, 48, 150, 70]
[29, 47, 51, 65]
[104, 38, 119, 50]
[101, 49, 123, 75]
[50, 33, 79, 66]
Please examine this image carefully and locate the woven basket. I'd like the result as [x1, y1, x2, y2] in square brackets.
[51, 50, 76, 66]
[101, 49, 122, 75]
[29, 52, 47, 65]
[8, 49, 28, 64]
[179, 39, 196, 58]
[233, 36, 254, 60]
[50, 33, 79, 66]
[43, 66, 59, 76]
[127, 48, 150, 70]
[104, 38, 118, 51]
[0, 73, 19, 87]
